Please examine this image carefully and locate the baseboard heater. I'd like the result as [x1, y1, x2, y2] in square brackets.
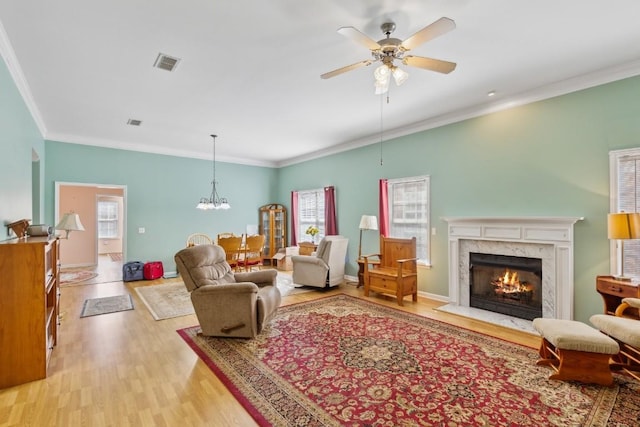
[163, 271, 179, 279]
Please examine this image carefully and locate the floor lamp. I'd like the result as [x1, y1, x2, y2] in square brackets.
[608, 212, 640, 281]
[358, 215, 379, 259]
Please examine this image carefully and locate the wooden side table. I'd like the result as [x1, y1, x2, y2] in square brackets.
[357, 257, 380, 288]
[596, 275, 640, 318]
[298, 242, 317, 256]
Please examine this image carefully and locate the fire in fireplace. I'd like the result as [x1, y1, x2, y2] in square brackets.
[469, 252, 542, 320]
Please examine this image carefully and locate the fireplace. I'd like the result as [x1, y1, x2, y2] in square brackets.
[469, 252, 542, 320]
[442, 216, 583, 326]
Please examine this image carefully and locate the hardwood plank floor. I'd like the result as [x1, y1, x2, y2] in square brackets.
[0, 273, 539, 427]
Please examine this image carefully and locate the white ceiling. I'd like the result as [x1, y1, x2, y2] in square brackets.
[1, 1, 640, 167]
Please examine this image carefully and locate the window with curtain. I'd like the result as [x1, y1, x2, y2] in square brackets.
[387, 175, 430, 264]
[98, 200, 119, 239]
[611, 148, 640, 279]
[297, 189, 325, 241]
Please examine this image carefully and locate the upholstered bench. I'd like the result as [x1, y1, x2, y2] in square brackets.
[532, 318, 619, 386]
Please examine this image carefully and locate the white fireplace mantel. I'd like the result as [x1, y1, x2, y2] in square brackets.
[443, 216, 584, 321]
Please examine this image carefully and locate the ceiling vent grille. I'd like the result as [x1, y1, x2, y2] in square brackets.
[127, 119, 142, 126]
[153, 53, 180, 72]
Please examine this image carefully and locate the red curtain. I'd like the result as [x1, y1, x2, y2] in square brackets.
[324, 186, 338, 235]
[291, 191, 299, 246]
[379, 179, 389, 237]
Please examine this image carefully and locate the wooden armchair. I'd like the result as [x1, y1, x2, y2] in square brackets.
[363, 236, 418, 306]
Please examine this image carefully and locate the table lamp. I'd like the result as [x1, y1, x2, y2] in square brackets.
[608, 212, 640, 280]
[358, 215, 378, 258]
[56, 212, 85, 239]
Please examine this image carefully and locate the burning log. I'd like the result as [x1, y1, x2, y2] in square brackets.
[492, 269, 533, 301]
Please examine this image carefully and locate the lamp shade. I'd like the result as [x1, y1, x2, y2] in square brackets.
[359, 215, 379, 231]
[56, 212, 85, 238]
[607, 212, 640, 239]
[392, 66, 409, 86]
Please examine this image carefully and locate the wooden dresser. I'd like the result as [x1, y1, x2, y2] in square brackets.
[596, 275, 640, 318]
[0, 236, 60, 388]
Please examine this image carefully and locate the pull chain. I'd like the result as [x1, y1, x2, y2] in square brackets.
[379, 92, 390, 166]
[379, 92, 384, 166]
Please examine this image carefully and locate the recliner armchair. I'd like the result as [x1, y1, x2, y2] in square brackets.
[174, 244, 281, 338]
[291, 235, 349, 288]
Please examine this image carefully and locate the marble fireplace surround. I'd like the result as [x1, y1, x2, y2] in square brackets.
[443, 217, 583, 325]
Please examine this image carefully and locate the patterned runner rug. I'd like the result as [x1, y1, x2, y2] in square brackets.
[178, 295, 638, 426]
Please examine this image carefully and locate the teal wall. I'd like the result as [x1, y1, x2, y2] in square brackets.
[0, 54, 43, 238]
[4, 46, 640, 323]
[277, 75, 640, 323]
[44, 141, 279, 271]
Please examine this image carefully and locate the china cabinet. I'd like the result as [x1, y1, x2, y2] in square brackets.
[259, 204, 287, 264]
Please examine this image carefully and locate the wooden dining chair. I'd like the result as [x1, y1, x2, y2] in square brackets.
[238, 234, 266, 272]
[217, 232, 236, 241]
[217, 235, 243, 271]
[186, 233, 213, 247]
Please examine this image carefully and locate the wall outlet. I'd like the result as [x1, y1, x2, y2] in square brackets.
[432, 227, 437, 236]
[138, 227, 145, 234]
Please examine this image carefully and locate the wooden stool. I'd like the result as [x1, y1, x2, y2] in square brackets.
[532, 318, 619, 386]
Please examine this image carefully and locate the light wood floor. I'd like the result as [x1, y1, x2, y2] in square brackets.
[0, 272, 539, 427]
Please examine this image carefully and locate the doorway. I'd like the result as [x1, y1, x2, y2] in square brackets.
[55, 182, 127, 284]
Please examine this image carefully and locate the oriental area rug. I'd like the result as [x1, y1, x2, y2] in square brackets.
[60, 269, 98, 286]
[135, 282, 194, 320]
[177, 295, 639, 426]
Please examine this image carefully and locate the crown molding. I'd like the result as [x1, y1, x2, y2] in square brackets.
[45, 132, 278, 168]
[277, 59, 640, 168]
[0, 18, 46, 137]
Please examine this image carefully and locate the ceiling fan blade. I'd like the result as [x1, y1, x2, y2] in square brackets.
[403, 56, 457, 74]
[320, 60, 373, 79]
[401, 17, 456, 51]
[337, 26, 381, 50]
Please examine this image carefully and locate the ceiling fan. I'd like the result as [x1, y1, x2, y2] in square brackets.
[321, 17, 457, 94]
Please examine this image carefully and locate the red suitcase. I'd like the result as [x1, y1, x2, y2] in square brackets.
[143, 261, 164, 280]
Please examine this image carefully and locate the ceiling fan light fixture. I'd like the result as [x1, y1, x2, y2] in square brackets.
[391, 66, 409, 86]
[374, 79, 389, 95]
[374, 64, 390, 82]
[321, 17, 456, 91]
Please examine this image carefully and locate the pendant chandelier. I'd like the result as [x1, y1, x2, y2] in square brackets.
[196, 134, 230, 210]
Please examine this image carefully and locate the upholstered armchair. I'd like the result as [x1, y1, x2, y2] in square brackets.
[291, 235, 349, 288]
[174, 244, 281, 338]
[590, 297, 640, 381]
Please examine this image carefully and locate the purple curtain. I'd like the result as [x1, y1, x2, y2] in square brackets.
[291, 191, 299, 246]
[379, 179, 389, 237]
[324, 186, 338, 235]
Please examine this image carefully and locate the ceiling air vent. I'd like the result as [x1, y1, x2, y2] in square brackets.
[127, 119, 142, 126]
[153, 53, 180, 72]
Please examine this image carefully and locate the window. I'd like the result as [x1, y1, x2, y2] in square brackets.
[297, 189, 325, 240]
[387, 175, 430, 264]
[98, 200, 119, 239]
[610, 148, 640, 279]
